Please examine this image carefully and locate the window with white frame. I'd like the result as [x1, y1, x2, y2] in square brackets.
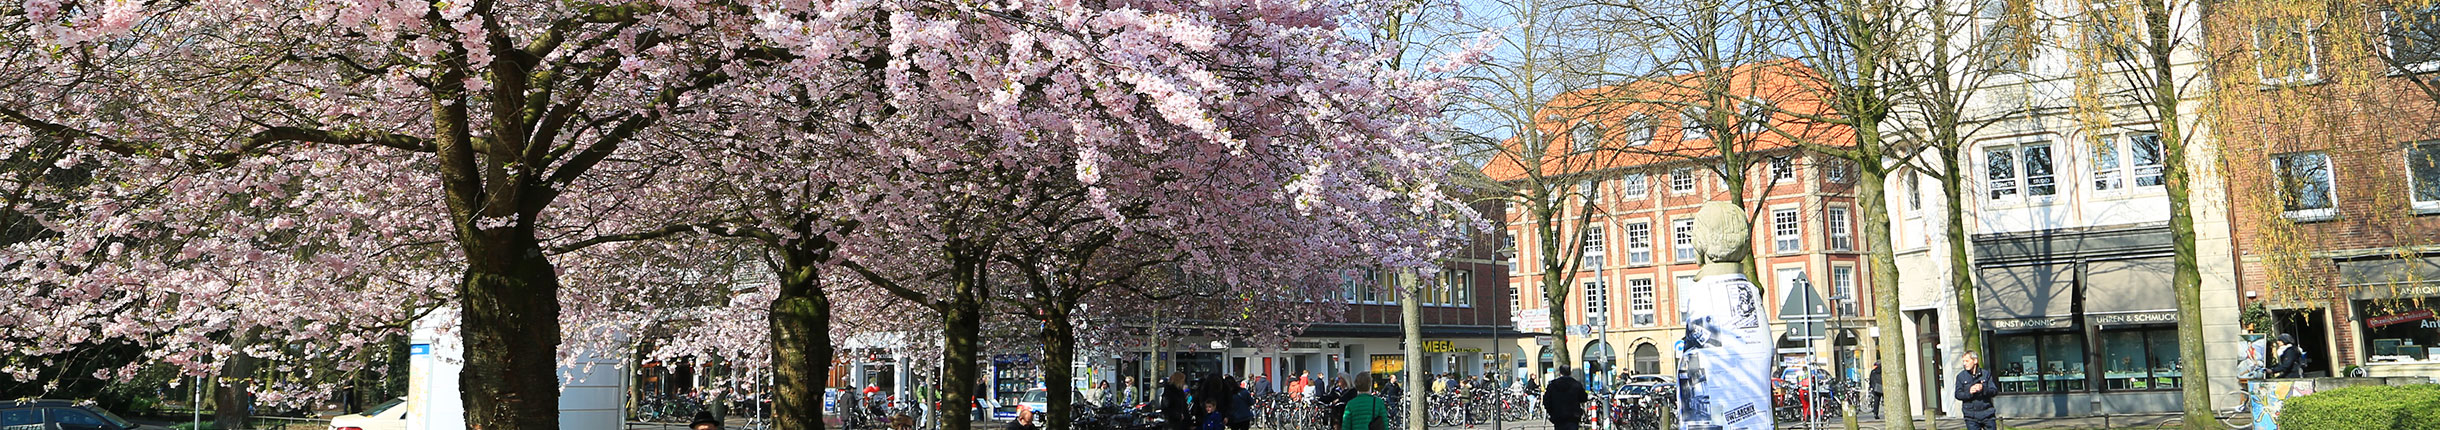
[1449, 269, 1474, 307]
[1681, 109, 1708, 140]
[1979, 0, 2031, 72]
[1509, 283, 1522, 315]
[1675, 274, 1699, 315]
[2384, 6, 2440, 72]
[1622, 173, 1649, 199]
[1585, 279, 1610, 325]
[1772, 208, 1802, 253]
[1826, 159, 1851, 183]
[1625, 221, 1653, 265]
[1572, 123, 1603, 153]
[2093, 132, 2165, 191]
[1672, 167, 1698, 194]
[1832, 265, 1859, 317]
[1629, 278, 1657, 326]
[1582, 225, 1606, 269]
[1907, 171, 1923, 211]
[2273, 151, 2336, 220]
[1672, 218, 1697, 263]
[1507, 233, 1522, 275]
[1776, 267, 1810, 315]
[1827, 207, 1853, 251]
[1770, 156, 1797, 182]
[1581, 179, 1601, 201]
[2412, 141, 2440, 211]
[2254, 18, 2322, 86]
[1623, 114, 1655, 147]
[1741, 102, 1774, 134]
[1986, 142, 2057, 200]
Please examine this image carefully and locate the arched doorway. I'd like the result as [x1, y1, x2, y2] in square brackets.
[1632, 343, 1661, 376]
[1582, 341, 1616, 386]
[1538, 344, 1556, 375]
[1832, 329, 1861, 380]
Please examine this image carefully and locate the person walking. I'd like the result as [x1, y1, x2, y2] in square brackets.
[1227, 376, 1257, 430]
[1542, 366, 1587, 430]
[1339, 373, 1387, 430]
[1866, 363, 1883, 418]
[1163, 373, 1194, 430]
[1954, 351, 1999, 430]
[2269, 334, 2305, 379]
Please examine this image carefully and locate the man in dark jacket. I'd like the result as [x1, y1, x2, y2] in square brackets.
[1542, 366, 1587, 430]
[1163, 373, 1193, 430]
[1954, 351, 1999, 430]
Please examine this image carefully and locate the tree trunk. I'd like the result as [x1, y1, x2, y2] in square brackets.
[1403, 275, 1427, 430]
[212, 329, 263, 430]
[1536, 203, 1575, 369]
[1852, 126, 1915, 430]
[458, 230, 566, 430]
[773, 243, 837, 430]
[1941, 144, 1983, 359]
[2142, 1, 2211, 424]
[940, 253, 987, 430]
[1044, 305, 1079, 430]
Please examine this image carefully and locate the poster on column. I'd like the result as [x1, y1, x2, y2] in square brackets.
[1675, 273, 1774, 430]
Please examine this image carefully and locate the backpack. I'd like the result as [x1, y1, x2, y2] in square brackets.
[1368, 396, 1388, 430]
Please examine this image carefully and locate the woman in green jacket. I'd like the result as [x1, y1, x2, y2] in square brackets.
[1341, 372, 1386, 430]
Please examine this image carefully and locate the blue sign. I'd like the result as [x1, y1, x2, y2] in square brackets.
[411, 344, 431, 356]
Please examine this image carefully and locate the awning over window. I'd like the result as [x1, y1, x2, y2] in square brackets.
[2083, 257, 2178, 327]
[2337, 256, 2440, 300]
[1976, 264, 2076, 330]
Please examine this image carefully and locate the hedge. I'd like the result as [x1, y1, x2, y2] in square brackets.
[2274, 383, 2440, 430]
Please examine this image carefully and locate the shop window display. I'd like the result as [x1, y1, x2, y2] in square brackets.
[1992, 332, 2087, 393]
[2100, 329, 2181, 391]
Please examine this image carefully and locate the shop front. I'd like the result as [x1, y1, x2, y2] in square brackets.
[2337, 256, 2440, 378]
[1975, 231, 2188, 417]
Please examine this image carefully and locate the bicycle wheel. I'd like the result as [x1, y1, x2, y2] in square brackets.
[2214, 392, 2256, 429]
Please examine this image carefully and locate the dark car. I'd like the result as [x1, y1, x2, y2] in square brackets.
[0, 399, 164, 430]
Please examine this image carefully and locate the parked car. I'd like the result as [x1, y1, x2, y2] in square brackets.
[0, 399, 164, 430]
[327, 398, 406, 430]
[1008, 388, 1094, 420]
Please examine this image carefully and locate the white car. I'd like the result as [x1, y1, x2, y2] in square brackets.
[327, 398, 405, 430]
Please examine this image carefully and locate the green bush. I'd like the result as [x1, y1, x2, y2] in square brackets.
[2274, 383, 2440, 430]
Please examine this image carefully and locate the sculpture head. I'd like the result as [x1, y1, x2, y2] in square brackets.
[1692, 200, 1750, 264]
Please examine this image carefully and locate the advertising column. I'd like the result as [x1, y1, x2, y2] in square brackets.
[1675, 202, 1774, 430]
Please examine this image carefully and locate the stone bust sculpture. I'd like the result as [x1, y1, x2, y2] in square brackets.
[1692, 200, 1750, 277]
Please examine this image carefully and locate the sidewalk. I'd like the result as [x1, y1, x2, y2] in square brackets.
[1439, 415, 2182, 430]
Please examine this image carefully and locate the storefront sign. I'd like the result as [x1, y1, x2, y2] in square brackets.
[1518, 308, 1552, 331]
[2090, 311, 2178, 327]
[1423, 340, 1455, 353]
[2368, 309, 2435, 328]
[1985, 316, 2075, 330]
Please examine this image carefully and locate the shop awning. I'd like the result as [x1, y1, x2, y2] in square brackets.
[2337, 256, 2440, 300]
[2084, 257, 2178, 327]
[1976, 263, 2076, 330]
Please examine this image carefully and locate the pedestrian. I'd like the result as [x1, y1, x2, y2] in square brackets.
[1339, 372, 1387, 430]
[1008, 406, 1041, 430]
[1542, 366, 1586, 430]
[1380, 375, 1404, 401]
[1124, 377, 1143, 406]
[1866, 363, 1883, 417]
[1228, 376, 1257, 430]
[1954, 351, 1999, 430]
[691, 411, 722, 430]
[1163, 372, 1194, 430]
[2269, 333, 2305, 378]
[1299, 375, 1318, 401]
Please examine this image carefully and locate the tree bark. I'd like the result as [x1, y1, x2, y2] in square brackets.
[1043, 305, 1079, 430]
[457, 229, 566, 430]
[212, 329, 263, 430]
[1403, 275, 1427, 430]
[773, 241, 837, 430]
[939, 252, 988, 430]
[1940, 144, 1983, 360]
[2141, 0, 2211, 425]
[1852, 124, 1915, 430]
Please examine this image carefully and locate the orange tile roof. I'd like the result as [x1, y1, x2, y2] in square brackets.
[1480, 59, 1856, 182]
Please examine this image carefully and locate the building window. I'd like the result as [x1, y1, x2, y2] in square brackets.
[2100, 328, 2183, 391]
[1629, 278, 1656, 326]
[2384, 6, 2440, 72]
[1623, 114, 1655, 147]
[1986, 142, 2056, 200]
[2254, 18, 2322, 86]
[1509, 283, 1522, 315]
[1345, 268, 1381, 303]
[1585, 279, 1610, 325]
[1622, 173, 1649, 199]
[1672, 167, 1698, 194]
[1681, 109, 1707, 140]
[1581, 179, 1601, 201]
[1672, 218, 1697, 263]
[1979, 0, 2030, 72]
[1582, 225, 1606, 270]
[2095, 132, 2167, 192]
[1625, 221, 1653, 266]
[1448, 269, 1474, 307]
[1830, 265, 1858, 317]
[2360, 300, 2439, 362]
[1826, 207, 1853, 251]
[2410, 141, 2440, 211]
[1826, 159, 1851, 183]
[1772, 208, 1802, 253]
[1572, 123, 1603, 153]
[1741, 102, 1773, 134]
[1770, 156, 1797, 182]
[1906, 171, 1923, 211]
[1992, 332, 2090, 393]
[2273, 151, 2336, 220]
